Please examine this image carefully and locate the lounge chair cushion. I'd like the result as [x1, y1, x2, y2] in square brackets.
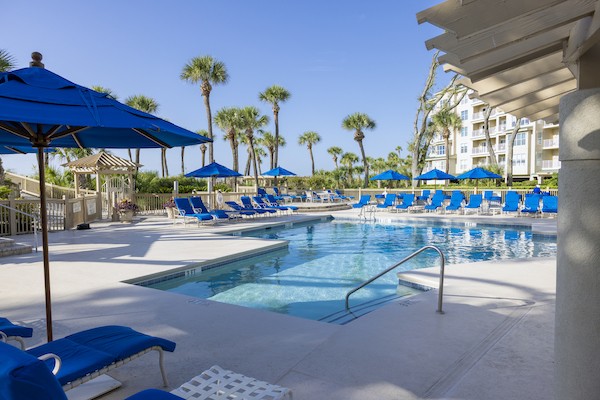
[27, 326, 176, 386]
[0, 341, 68, 400]
[0, 317, 33, 338]
[27, 340, 114, 386]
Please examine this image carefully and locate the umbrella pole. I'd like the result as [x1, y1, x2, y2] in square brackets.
[36, 146, 53, 342]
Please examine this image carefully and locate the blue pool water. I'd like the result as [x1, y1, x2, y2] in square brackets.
[147, 220, 556, 322]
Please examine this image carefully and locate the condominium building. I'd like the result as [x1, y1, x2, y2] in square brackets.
[425, 92, 560, 182]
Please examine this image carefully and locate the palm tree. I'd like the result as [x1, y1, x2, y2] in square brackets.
[342, 112, 376, 188]
[125, 95, 159, 172]
[0, 49, 16, 72]
[200, 143, 207, 167]
[91, 86, 118, 99]
[340, 152, 359, 185]
[298, 131, 321, 176]
[431, 109, 462, 174]
[215, 107, 242, 171]
[253, 146, 267, 175]
[327, 146, 343, 169]
[260, 130, 286, 169]
[180, 55, 229, 164]
[259, 85, 291, 169]
[239, 106, 269, 192]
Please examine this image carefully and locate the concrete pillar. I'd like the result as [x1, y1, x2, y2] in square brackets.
[555, 88, 600, 400]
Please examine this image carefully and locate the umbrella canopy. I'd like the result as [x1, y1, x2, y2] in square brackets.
[370, 169, 410, 181]
[455, 167, 502, 180]
[0, 145, 53, 154]
[413, 168, 456, 181]
[262, 166, 296, 177]
[0, 67, 208, 149]
[0, 60, 210, 342]
[185, 162, 242, 178]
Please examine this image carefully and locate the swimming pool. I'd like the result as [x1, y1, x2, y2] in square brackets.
[145, 219, 556, 322]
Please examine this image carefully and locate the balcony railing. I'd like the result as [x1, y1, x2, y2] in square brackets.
[543, 138, 559, 148]
[472, 126, 497, 137]
[472, 146, 488, 155]
[542, 160, 561, 169]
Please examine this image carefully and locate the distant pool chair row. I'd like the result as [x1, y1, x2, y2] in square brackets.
[174, 197, 246, 225]
[501, 192, 558, 217]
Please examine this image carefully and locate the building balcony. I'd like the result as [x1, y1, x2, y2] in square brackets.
[471, 146, 488, 155]
[542, 160, 561, 170]
[427, 152, 446, 158]
[472, 126, 497, 137]
[543, 138, 559, 148]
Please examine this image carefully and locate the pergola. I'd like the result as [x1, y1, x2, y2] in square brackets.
[63, 151, 141, 217]
[417, 1, 600, 399]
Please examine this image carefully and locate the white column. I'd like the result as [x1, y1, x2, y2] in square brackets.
[555, 88, 600, 399]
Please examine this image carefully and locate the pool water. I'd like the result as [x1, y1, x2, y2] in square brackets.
[147, 220, 556, 322]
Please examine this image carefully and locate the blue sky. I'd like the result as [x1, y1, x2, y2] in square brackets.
[2, 1, 447, 177]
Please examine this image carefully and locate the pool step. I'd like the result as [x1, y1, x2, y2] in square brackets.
[0, 237, 33, 257]
[319, 294, 403, 324]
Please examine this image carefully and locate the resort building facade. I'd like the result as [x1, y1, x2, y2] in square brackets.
[425, 91, 560, 182]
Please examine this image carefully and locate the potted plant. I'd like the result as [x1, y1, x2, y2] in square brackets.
[116, 198, 139, 222]
[163, 198, 176, 219]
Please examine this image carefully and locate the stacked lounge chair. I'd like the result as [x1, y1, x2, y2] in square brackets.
[395, 193, 415, 212]
[541, 195, 558, 216]
[376, 193, 397, 210]
[444, 191, 465, 213]
[352, 194, 371, 208]
[502, 191, 521, 215]
[424, 191, 445, 212]
[463, 194, 483, 214]
[521, 194, 542, 216]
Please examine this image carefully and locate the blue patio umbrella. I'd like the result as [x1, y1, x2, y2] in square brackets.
[414, 168, 456, 181]
[262, 166, 297, 177]
[370, 169, 410, 181]
[456, 167, 502, 191]
[414, 168, 456, 190]
[185, 161, 242, 178]
[456, 167, 501, 180]
[0, 57, 211, 341]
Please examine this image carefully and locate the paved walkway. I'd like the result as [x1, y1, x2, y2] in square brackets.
[0, 210, 557, 399]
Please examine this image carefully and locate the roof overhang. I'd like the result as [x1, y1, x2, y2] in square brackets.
[417, 0, 600, 123]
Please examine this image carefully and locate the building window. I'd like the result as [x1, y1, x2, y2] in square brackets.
[461, 110, 468, 120]
[460, 143, 468, 154]
[515, 132, 526, 146]
[520, 118, 530, 125]
[459, 159, 468, 171]
[438, 145, 445, 155]
[512, 153, 526, 167]
[460, 127, 468, 137]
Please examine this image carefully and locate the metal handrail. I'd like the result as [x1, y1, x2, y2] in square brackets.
[0, 204, 39, 252]
[345, 245, 446, 313]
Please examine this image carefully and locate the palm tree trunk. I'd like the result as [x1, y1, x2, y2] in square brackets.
[309, 147, 315, 176]
[358, 141, 368, 188]
[505, 119, 521, 186]
[245, 150, 252, 176]
[248, 135, 260, 194]
[483, 107, 498, 168]
[444, 129, 450, 174]
[273, 109, 280, 168]
[160, 149, 165, 177]
[181, 146, 185, 175]
[128, 149, 133, 162]
[135, 149, 141, 170]
[203, 93, 214, 164]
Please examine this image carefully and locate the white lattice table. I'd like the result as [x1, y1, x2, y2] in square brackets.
[170, 365, 292, 400]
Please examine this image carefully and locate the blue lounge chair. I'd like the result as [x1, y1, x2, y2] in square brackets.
[424, 192, 445, 212]
[253, 196, 286, 214]
[521, 194, 541, 216]
[502, 191, 521, 214]
[335, 189, 354, 200]
[483, 190, 502, 204]
[271, 187, 284, 200]
[377, 193, 397, 210]
[241, 196, 277, 215]
[444, 191, 465, 213]
[224, 201, 257, 217]
[257, 187, 268, 197]
[416, 189, 430, 203]
[0, 317, 33, 350]
[352, 194, 371, 208]
[266, 194, 298, 212]
[463, 194, 483, 214]
[189, 196, 235, 221]
[0, 327, 179, 400]
[174, 198, 214, 224]
[395, 193, 415, 212]
[541, 195, 558, 216]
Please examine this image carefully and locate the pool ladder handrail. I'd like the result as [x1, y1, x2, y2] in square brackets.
[344, 245, 446, 313]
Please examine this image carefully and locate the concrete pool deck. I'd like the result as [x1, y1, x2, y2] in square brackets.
[0, 210, 557, 399]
